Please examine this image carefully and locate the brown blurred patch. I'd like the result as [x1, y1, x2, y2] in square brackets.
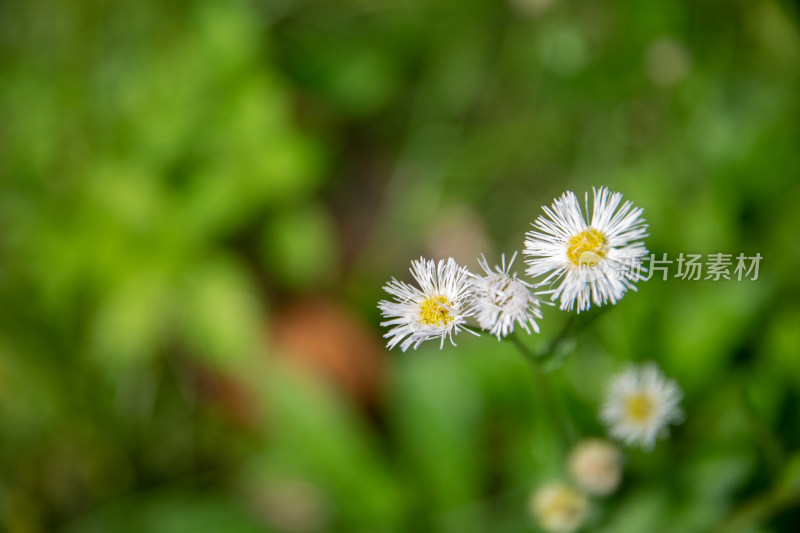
[192, 367, 258, 429]
[271, 297, 385, 408]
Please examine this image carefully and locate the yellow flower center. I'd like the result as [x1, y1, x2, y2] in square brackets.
[419, 296, 453, 326]
[549, 491, 583, 517]
[625, 392, 655, 423]
[566, 229, 607, 266]
[536, 487, 586, 529]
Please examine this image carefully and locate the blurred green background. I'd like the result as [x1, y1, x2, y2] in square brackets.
[1, 0, 800, 531]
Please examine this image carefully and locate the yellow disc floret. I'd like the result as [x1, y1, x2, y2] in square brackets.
[419, 296, 453, 326]
[541, 489, 585, 524]
[567, 228, 607, 266]
[625, 392, 655, 423]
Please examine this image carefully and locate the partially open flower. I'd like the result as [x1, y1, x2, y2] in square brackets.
[470, 252, 543, 340]
[568, 438, 622, 496]
[530, 482, 588, 533]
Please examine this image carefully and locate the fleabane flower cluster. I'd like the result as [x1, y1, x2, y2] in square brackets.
[378, 186, 650, 350]
[529, 438, 624, 532]
[378, 255, 541, 351]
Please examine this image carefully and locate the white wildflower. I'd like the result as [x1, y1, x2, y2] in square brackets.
[523, 187, 649, 312]
[600, 362, 684, 450]
[378, 257, 476, 351]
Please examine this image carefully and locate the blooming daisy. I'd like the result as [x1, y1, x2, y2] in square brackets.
[530, 482, 588, 533]
[470, 252, 543, 340]
[378, 257, 476, 351]
[600, 362, 683, 450]
[523, 187, 649, 312]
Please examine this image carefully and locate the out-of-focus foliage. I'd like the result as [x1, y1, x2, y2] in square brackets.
[1, 0, 799, 532]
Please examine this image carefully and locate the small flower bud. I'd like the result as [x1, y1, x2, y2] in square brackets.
[568, 438, 622, 496]
[530, 482, 588, 533]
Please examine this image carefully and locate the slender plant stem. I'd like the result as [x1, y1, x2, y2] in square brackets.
[509, 331, 574, 448]
[739, 383, 784, 472]
[718, 484, 800, 532]
[507, 308, 610, 448]
[541, 313, 579, 360]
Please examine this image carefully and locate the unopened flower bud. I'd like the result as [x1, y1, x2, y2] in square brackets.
[568, 438, 622, 496]
[530, 482, 588, 533]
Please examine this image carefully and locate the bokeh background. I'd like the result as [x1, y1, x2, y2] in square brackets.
[2, 0, 800, 531]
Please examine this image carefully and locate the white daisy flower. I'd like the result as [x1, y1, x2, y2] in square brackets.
[470, 252, 543, 340]
[567, 438, 622, 497]
[530, 482, 588, 533]
[378, 257, 476, 351]
[600, 362, 684, 450]
[523, 187, 649, 312]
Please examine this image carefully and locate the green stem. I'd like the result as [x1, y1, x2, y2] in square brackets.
[541, 314, 579, 360]
[507, 308, 610, 448]
[718, 484, 800, 532]
[509, 332, 575, 448]
[739, 382, 784, 472]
